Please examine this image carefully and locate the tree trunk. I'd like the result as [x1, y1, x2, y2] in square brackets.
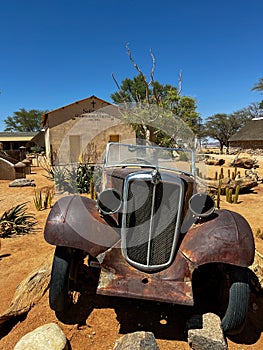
[219, 141, 224, 154]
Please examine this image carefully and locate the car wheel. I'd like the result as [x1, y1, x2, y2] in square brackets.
[221, 265, 250, 335]
[49, 246, 73, 312]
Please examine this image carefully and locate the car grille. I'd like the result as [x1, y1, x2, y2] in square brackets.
[122, 172, 183, 271]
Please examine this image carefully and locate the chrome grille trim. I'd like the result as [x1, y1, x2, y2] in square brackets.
[147, 183, 156, 266]
[121, 171, 184, 272]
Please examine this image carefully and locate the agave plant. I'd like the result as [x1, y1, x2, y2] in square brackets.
[0, 203, 37, 237]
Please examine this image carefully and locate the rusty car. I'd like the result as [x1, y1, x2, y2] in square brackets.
[44, 142, 255, 335]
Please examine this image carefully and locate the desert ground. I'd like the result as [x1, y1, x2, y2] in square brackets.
[0, 153, 263, 349]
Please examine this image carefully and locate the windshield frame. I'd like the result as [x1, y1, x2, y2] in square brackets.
[104, 142, 196, 176]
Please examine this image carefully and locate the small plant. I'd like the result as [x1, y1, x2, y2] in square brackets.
[33, 189, 43, 211]
[77, 164, 93, 194]
[53, 166, 67, 192]
[33, 187, 54, 211]
[44, 187, 54, 209]
[0, 203, 37, 237]
[256, 228, 263, 240]
[39, 155, 55, 181]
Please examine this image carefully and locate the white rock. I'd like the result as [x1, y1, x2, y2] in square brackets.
[14, 323, 68, 350]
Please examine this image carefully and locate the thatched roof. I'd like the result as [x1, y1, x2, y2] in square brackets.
[229, 118, 263, 142]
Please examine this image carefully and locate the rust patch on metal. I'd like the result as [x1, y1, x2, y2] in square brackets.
[180, 209, 255, 267]
[97, 243, 194, 306]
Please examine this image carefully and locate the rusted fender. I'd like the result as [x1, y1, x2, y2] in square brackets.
[180, 209, 255, 268]
[44, 195, 120, 257]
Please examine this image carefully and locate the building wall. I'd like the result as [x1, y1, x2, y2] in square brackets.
[46, 102, 135, 165]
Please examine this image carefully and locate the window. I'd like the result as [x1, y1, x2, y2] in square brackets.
[109, 135, 120, 143]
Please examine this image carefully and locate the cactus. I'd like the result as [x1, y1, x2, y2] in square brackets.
[225, 187, 229, 202]
[225, 187, 233, 203]
[228, 188, 233, 203]
[233, 185, 240, 204]
[216, 179, 222, 209]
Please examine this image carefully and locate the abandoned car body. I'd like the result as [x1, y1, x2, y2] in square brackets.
[44, 142, 255, 335]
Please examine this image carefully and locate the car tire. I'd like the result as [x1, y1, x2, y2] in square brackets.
[49, 246, 72, 312]
[221, 265, 250, 335]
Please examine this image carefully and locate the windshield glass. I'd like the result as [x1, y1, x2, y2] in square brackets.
[104, 143, 195, 175]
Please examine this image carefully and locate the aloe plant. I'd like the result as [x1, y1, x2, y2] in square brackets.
[0, 203, 37, 237]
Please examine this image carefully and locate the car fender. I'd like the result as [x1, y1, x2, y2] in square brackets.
[180, 209, 255, 268]
[44, 195, 120, 257]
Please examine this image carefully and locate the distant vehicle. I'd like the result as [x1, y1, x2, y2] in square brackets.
[44, 142, 255, 335]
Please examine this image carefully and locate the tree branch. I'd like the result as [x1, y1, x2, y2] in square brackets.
[111, 73, 121, 91]
[149, 48, 156, 86]
[178, 70, 182, 95]
[126, 42, 150, 103]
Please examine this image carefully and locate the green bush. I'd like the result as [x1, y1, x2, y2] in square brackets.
[45, 164, 102, 195]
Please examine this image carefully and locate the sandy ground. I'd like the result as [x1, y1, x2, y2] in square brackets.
[0, 156, 263, 349]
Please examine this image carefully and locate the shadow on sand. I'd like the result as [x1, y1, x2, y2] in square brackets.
[52, 266, 263, 346]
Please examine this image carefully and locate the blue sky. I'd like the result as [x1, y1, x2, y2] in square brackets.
[0, 0, 262, 131]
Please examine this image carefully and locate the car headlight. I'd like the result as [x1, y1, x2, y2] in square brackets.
[97, 188, 122, 215]
[189, 193, 215, 218]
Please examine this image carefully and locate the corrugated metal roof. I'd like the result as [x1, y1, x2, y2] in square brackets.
[0, 132, 37, 141]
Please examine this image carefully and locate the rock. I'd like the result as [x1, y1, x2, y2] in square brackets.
[205, 158, 225, 166]
[187, 313, 228, 350]
[114, 331, 159, 350]
[231, 157, 258, 169]
[249, 250, 263, 292]
[9, 178, 36, 187]
[13, 323, 68, 350]
[0, 259, 52, 325]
